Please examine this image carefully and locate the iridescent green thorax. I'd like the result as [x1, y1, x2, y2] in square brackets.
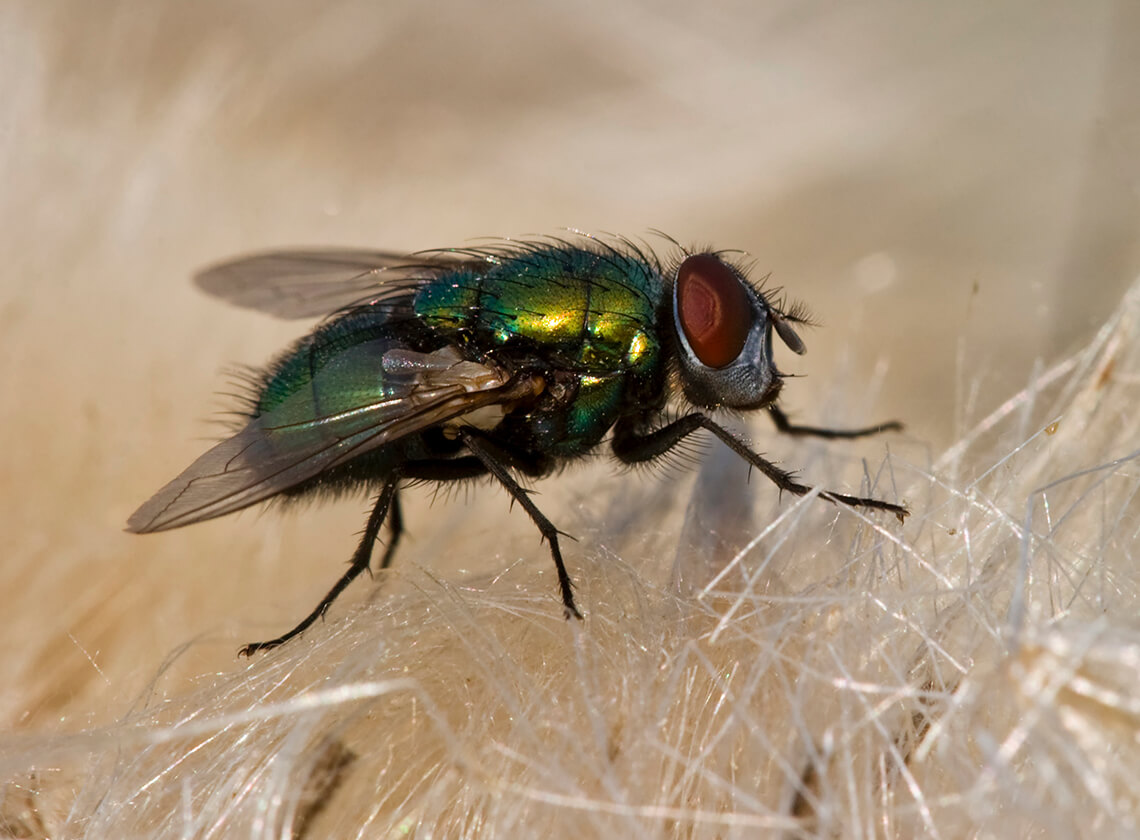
[410, 245, 667, 454]
[412, 245, 663, 379]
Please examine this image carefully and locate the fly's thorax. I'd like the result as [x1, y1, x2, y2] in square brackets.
[412, 248, 665, 379]
[407, 245, 674, 456]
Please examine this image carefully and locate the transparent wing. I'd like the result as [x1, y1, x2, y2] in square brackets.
[193, 249, 473, 319]
[127, 345, 539, 532]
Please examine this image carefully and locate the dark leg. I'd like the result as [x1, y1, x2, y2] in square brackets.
[239, 472, 402, 656]
[612, 414, 908, 523]
[456, 428, 582, 619]
[377, 490, 403, 571]
[768, 404, 903, 439]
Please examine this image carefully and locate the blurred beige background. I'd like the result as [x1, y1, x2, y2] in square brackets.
[1, 0, 1138, 810]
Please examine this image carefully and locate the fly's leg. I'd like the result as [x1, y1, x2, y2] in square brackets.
[239, 471, 402, 657]
[612, 413, 908, 522]
[377, 491, 403, 571]
[768, 404, 903, 440]
[456, 428, 582, 620]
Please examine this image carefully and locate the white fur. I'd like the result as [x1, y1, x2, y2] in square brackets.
[3, 2, 1139, 837]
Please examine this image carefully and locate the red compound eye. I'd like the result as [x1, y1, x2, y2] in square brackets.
[675, 254, 753, 368]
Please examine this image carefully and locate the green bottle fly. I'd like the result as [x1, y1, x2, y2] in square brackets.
[128, 235, 907, 655]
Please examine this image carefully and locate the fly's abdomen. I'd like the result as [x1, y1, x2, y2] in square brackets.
[255, 310, 410, 419]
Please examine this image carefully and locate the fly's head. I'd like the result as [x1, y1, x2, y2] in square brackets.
[669, 252, 809, 411]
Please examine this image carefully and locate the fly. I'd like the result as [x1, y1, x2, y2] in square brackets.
[128, 234, 907, 655]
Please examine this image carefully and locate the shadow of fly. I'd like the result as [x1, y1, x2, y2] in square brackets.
[128, 233, 907, 655]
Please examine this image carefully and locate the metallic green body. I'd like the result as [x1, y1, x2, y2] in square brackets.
[257, 309, 404, 418]
[411, 246, 666, 455]
[127, 235, 908, 654]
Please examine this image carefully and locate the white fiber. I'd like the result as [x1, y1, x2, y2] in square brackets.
[3, 2, 1138, 838]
